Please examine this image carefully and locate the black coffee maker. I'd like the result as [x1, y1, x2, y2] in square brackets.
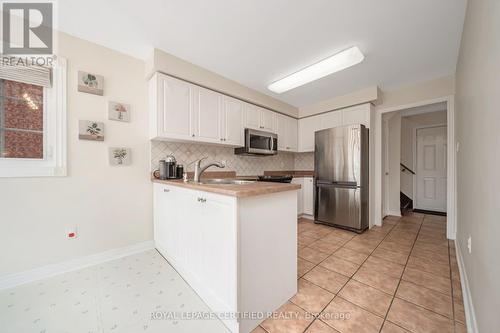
[159, 155, 178, 179]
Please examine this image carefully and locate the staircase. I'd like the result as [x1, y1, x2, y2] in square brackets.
[400, 192, 413, 216]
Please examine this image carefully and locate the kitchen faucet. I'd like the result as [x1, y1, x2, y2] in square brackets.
[193, 157, 225, 182]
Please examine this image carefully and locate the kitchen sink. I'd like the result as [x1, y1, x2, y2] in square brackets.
[192, 179, 256, 185]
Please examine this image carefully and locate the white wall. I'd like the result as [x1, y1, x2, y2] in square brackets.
[455, 0, 500, 331]
[0, 33, 152, 276]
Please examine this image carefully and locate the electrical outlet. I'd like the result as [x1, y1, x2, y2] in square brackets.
[467, 236, 472, 254]
[456, 141, 460, 153]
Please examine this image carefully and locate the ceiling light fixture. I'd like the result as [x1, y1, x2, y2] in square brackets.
[268, 46, 364, 94]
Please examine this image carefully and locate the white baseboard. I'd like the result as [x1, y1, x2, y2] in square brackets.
[0, 240, 155, 290]
[298, 214, 314, 220]
[385, 210, 402, 217]
[455, 240, 479, 333]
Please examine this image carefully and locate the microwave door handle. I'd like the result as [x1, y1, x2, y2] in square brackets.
[270, 136, 274, 151]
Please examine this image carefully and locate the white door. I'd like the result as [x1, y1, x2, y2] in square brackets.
[415, 126, 447, 212]
[222, 97, 244, 146]
[194, 87, 221, 142]
[160, 76, 193, 139]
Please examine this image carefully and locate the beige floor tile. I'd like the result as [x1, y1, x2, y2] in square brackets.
[299, 247, 331, 264]
[371, 247, 409, 265]
[332, 247, 370, 265]
[353, 266, 401, 295]
[298, 258, 316, 278]
[407, 256, 450, 278]
[338, 279, 393, 317]
[304, 319, 340, 333]
[321, 234, 350, 246]
[303, 266, 349, 294]
[251, 326, 267, 333]
[321, 297, 384, 333]
[362, 256, 405, 279]
[379, 240, 413, 254]
[454, 301, 465, 324]
[402, 268, 452, 296]
[454, 322, 467, 333]
[411, 247, 450, 266]
[413, 243, 449, 256]
[261, 301, 314, 333]
[452, 279, 463, 303]
[387, 298, 453, 333]
[308, 240, 341, 254]
[299, 234, 317, 247]
[329, 228, 357, 240]
[381, 321, 411, 332]
[343, 240, 377, 254]
[396, 280, 453, 318]
[320, 256, 360, 277]
[290, 279, 335, 314]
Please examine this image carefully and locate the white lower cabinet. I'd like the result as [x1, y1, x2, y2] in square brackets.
[153, 183, 297, 333]
[291, 178, 304, 215]
[302, 177, 314, 216]
[291, 177, 314, 217]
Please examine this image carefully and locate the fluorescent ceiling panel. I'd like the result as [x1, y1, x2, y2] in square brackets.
[268, 46, 365, 93]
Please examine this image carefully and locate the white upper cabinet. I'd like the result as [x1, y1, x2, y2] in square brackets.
[193, 86, 222, 143]
[222, 96, 244, 146]
[276, 113, 298, 152]
[244, 104, 276, 133]
[298, 111, 342, 152]
[150, 73, 244, 146]
[151, 73, 194, 140]
[297, 104, 371, 152]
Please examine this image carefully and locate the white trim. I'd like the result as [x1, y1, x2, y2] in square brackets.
[455, 241, 479, 333]
[299, 213, 314, 220]
[0, 240, 155, 290]
[385, 210, 402, 217]
[413, 123, 447, 212]
[0, 57, 67, 177]
[375, 95, 456, 239]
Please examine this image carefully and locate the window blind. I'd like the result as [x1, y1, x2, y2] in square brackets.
[0, 59, 52, 87]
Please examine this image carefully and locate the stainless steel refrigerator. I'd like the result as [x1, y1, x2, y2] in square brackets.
[314, 124, 369, 232]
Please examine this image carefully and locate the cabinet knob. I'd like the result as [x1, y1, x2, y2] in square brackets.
[163, 188, 170, 192]
[197, 197, 206, 203]
[192, 134, 195, 137]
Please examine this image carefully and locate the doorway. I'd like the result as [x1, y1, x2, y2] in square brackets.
[381, 103, 449, 219]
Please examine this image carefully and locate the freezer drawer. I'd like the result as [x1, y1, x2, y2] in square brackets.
[315, 184, 364, 231]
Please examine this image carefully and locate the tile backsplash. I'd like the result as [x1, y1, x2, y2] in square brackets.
[151, 141, 314, 176]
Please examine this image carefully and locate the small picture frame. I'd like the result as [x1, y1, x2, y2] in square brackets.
[78, 120, 104, 141]
[108, 101, 131, 122]
[109, 147, 131, 166]
[78, 71, 104, 95]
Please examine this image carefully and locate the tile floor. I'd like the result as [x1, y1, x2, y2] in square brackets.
[0, 213, 466, 333]
[259, 213, 467, 333]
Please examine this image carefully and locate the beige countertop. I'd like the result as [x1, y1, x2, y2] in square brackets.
[152, 178, 300, 198]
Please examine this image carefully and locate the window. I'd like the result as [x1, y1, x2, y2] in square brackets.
[0, 79, 44, 159]
[0, 58, 66, 177]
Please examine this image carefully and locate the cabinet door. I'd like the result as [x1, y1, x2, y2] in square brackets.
[159, 75, 193, 139]
[298, 111, 342, 152]
[260, 107, 276, 132]
[342, 104, 370, 127]
[287, 117, 298, 152]
[303, 177, 314, 215]
[194, 86, 222, 143]
[291, 178, 304, 215]
[276, 113, 287, 151]
[222, 96, 244, 146]
[244, 103, 261, 130]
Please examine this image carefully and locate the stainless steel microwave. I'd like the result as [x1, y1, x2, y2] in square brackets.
[234, 128, 278, 156]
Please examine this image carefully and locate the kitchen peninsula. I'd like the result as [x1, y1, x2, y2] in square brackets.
[152, 178, 300, 333]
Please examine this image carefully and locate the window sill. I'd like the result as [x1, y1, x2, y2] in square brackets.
[0, 166, 66, 178]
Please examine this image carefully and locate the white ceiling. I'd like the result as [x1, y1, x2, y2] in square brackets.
[58, 0, 467, 107]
